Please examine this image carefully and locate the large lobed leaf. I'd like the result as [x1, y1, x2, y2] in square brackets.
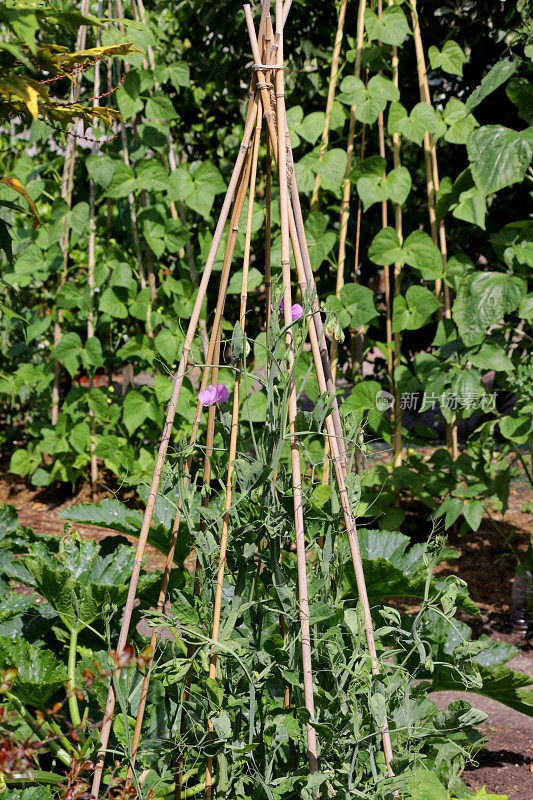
[342, 529, 478, 616]
[0, 637, 67, 706]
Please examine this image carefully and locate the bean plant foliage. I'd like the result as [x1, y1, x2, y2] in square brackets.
[0, 0, 532, 799]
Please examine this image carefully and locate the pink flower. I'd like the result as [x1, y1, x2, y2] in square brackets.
[198, 383, 230, 407]
[279, 297, 304, 321]
[290, 303, 303, 321]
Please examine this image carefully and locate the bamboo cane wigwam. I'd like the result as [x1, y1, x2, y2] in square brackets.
[90, 2, 395, 796]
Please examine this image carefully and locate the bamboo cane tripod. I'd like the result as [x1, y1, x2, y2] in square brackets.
[90, 2, 395, 796]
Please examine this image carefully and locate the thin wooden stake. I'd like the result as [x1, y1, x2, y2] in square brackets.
[205, 96, 262, 800]
[324, 0, 366, 480]
[336, 0, 366, 324]
[119, 38, 266, 799]
[389, 2, 403, 470]
[90, 98, 260, 800]
[310, 0, 348, 211]
[409, 0, 458, 460]
[51, 0, 90, 426]
[87, 0, 104, 499]
[283, 123, 396, 781]
[376, 0, 393, 391]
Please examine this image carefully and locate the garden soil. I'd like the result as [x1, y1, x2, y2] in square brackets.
[0, 463, 531, 799]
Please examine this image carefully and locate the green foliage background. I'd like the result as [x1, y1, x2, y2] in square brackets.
[0, 1, 531, 542]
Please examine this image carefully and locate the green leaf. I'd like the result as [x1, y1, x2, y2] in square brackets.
[465, 58, 518, 115]
[116, 70, 143, 119]
[364, 6, 409, 46]
[230, 321, 245, 364]
[8, 536, 159, 634]
[388, 102, 446, 145]
[428, 41, 467, 76]
[402, 770, 447, 800]
[52, 331, 82, 375]
[342, 530, 476, 615]
[168, 162, 225, 218]
[469, 344, 514, 373]
[299, 111, 326, 143]
[423, 614, 533, 716]
[145, 93, 177, 121]
[0, 638, 67, 706]
[453, 788, 508, 800]
[507, 76, 533, 124]
[467, 125, 533, 196]
[104, 161, 137, 198]
[122, 390, 151, 435]
[0, 218, 13, 266]
[166, 61, 190, 89]
[403, 231, 443, 280]
[206, 677, 223, 708]
[369, 229, 442, 279]
[339, 283, 378, 327]
[453, 271, 526, 346]
[304, 212, 336, 268]
[368, 227, 404, 266]
[227, 267, 262, 295]
[356, 166, 411, 211]
[154, 327, 182, 364]
[99, 286, 128, 319]
[392, 286, 441, 332]
[315, 148, 347, 194]
[339, 75, 399, 123]
[369, 693, 387, 729]
[463, 500, 484, 532]
[500, 414, 533, 446]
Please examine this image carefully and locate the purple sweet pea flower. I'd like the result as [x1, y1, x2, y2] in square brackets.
[198, 383, 230, 407]
[290, 303, 303, 321]
[279, 297, 303, 321]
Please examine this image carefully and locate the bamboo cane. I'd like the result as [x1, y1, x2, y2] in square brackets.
[279, 0, 320, 771]
[261, 8, 296, 766]
[245, 1, 320, 772]
[51, 0, 90, 426]
[310, 0, 348, 211]
[204, 100, 263, 800]
[87, 0, 104, 499]
[90, 98, 260, 800]
[376, 1, 393, 390]
[253, 10, 348, 464]
[246, 7, 346, 470]
[281, 122, 396, 777]
[136, 127, 257, 791]
[264, 12, 273, 351]
[388, 2, 403, 470]
[348, 62, 370, 389]
[112, 34, 266, 797]
[128, 321, 225, 791]
[334, 0, 366, 387]
[409, 0, 458, 460]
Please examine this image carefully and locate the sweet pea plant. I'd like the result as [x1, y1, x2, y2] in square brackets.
[1, 301, 532, 799]
[0, 2, 532, 799]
